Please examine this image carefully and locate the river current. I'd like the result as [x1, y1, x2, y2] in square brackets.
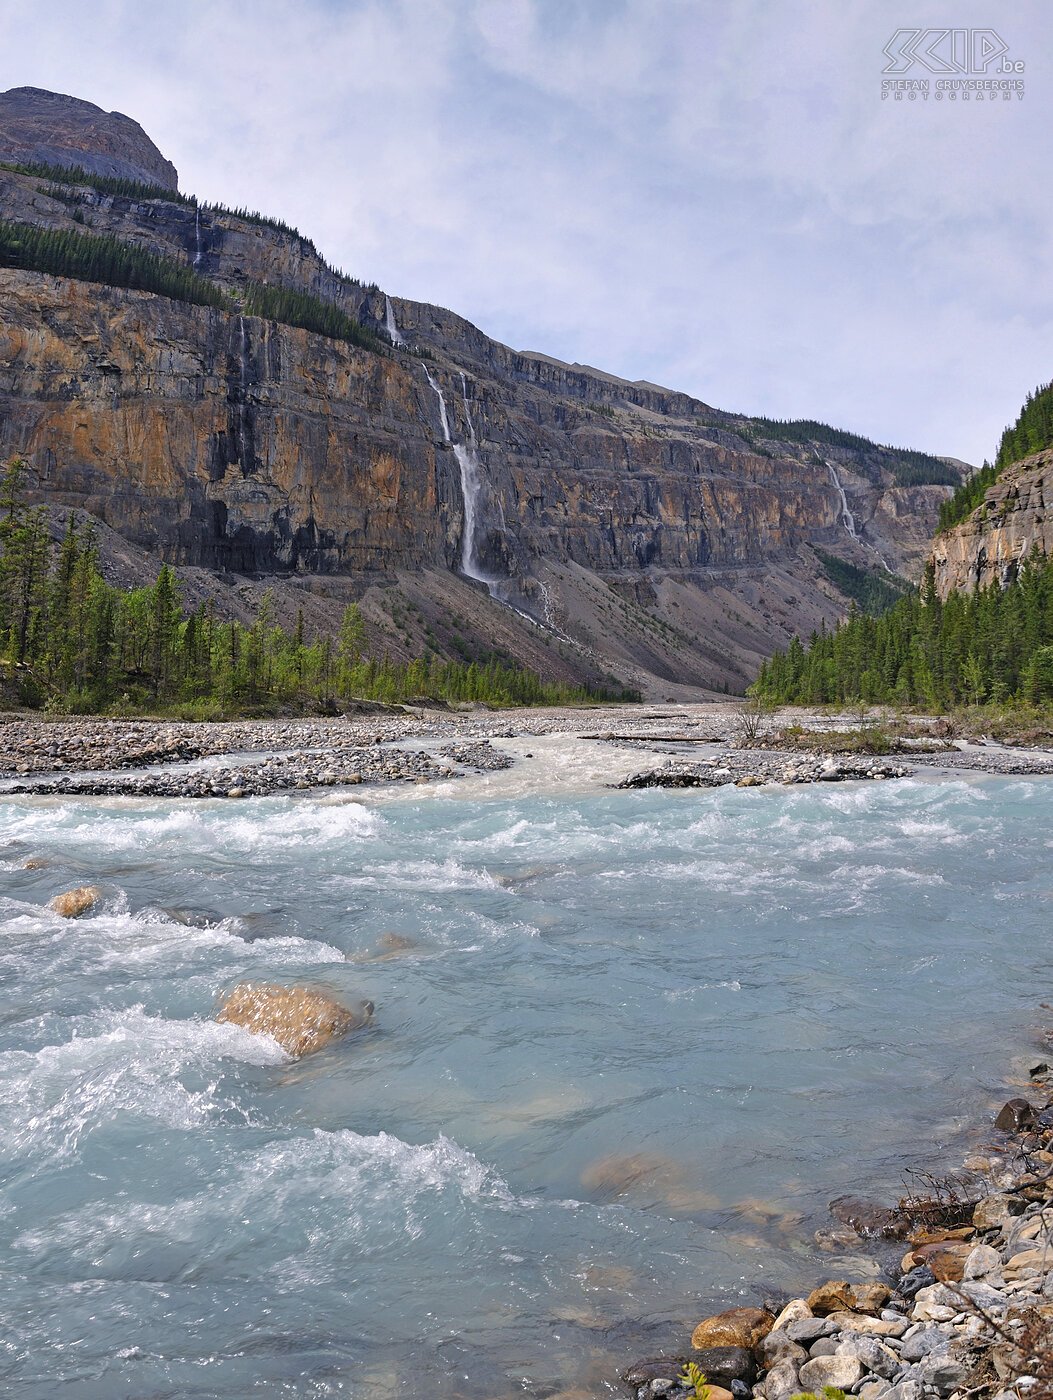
[0, 736, 1049, 1397]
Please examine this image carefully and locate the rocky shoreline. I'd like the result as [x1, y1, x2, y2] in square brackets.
[621, 1068, 1053, 1400]
[2, 704, 1053, 801]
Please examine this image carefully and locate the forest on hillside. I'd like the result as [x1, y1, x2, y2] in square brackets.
[755, 555, 1053, 708]
[938, 379, 1053, 532]
[0, 460, 617, 714]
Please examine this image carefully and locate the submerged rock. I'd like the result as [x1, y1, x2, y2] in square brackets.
[215, 982, 373, 1057]
[47, 885, 102, 917]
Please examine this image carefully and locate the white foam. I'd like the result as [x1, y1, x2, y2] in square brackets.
[0, 1007, 287, 1161]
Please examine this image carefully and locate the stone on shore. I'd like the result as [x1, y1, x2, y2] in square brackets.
[806, 1280, 890, 1315]
[687, 1346, 757, 1385]
[797, 1352, 864, 1392]
[47, 885, 102, 917]
[215, 983, 373, 1057]
[690, 1306, 774, 1351]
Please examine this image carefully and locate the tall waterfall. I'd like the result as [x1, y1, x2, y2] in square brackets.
[423, 366, 490, 588]
[237, 315, 250, 469]
[825, 460, 857, 538]
[384, 295, 405, 348]
[823, 457, 894, 574]
[193, 206, 204, 269]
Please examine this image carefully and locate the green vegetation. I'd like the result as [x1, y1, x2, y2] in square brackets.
[1, 159, 370, 290]
[738, 418, 958, 486]
[0, 220, 385, 353]
[0, 459, 611, 714]
[242, 280, 385, 355]
[938, 381, 1053, 533]
[755, 555, 1053, 709]
[679, 1364, 710, 1400]
[812, 548, 909, 616]
[0, 219, 228, 308]
[996, 379, 1053, 470]
[0, 157, 192, 205]
[937, 459, 1000, 532]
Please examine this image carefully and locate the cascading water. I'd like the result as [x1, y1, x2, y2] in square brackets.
[384, 295, 405, 348]
[193, 206, 204, 270]
[237, 315, 250, 470]
[423, 365, 490, 588]
[822, 456, 895, 574]
[825, 459, 857, 538]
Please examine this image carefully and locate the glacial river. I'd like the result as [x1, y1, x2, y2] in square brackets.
[0, 737, 1049, 1397]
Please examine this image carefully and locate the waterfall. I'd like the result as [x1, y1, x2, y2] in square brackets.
[193, 206, 204, 269]
[422, 365, 492, 588]
[825, 460, 857, 538]
[237, 315, 250, 469]
[422, 364, 451, 443]
[822, 456, 895, 574]
[384, 295, 405, 348]
[460, 372, 476, 445]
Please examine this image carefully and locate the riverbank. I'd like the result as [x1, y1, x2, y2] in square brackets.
[3, 704, 1053, 799]
[622, 1061, 1053, 1400]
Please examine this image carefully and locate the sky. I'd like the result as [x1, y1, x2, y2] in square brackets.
[1, 0, 1050, 465]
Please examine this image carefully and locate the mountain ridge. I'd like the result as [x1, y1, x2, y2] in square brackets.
[0, 88, 966, 696]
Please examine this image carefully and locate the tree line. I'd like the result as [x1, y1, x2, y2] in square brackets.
[0, 218, 386, 354]
[0, 218, 227, 308]
[754, 555, 1053, 709]
[736, 417, 958, 487]
[938, 380, 1053, 533]
[0, 460, 614, 714]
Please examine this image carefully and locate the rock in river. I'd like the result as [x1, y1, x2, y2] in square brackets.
[215, 982, 373, 1057]
[47, 885, 102, 918]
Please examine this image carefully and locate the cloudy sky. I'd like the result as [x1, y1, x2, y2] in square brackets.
[2, 0, 1049, 464]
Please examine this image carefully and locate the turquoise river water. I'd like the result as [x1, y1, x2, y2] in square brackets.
[0, 735, 1050, 1397]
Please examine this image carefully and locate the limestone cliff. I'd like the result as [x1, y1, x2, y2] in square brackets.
[0, 87, 178, 191]
[931, 450, 1053, 598]
[0, 143, 963, 694]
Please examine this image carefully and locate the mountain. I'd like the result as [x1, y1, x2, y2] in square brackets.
[0, 87, 178, 191]
[0, 89, 966, 697]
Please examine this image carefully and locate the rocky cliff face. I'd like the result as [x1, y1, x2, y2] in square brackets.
[0, 143, 962, 694]
[0, 87, 178, 191]
[931, 450, 1053, 598]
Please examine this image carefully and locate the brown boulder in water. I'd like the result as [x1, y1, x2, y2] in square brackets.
[48, 885, 102, 917]
[215, 983, 373, 1058]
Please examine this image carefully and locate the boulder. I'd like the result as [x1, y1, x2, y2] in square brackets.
[807, 1280, 856, 1314]
[838, 1335, 904, 1380]
[994, 1097, 1037, 1132]
[807, 1280, 891, 1315]
[757, 1332, 807, 1369]
[688, 1346, 757, 1385]
[762, 1358, 800, 1400]
[798, 1353, 864, 1392]
[215, 983, 373, 1057]
[829, 1195, 906, 1239]
[824, 1311, 907, 1337]
[47, 885, 101, 917]
[770, 1299, 812, 1331]
[620, 1356, 688, 1391]
[906, 1240, 972, 1282]
[690, 1306, 774, 1351]
[962, 1244, 1002, 1279]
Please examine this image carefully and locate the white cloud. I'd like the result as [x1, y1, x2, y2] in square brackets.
[0, 0, 1049, 461]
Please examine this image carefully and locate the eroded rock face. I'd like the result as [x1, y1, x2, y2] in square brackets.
[215, 983, 373, 1057]
[0, 87, 178, 189]
[931, 451, 1053, 597]
[0, 144, 962, 690]
[47, 885, 101, 917]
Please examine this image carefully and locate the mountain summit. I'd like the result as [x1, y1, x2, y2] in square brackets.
[0, 86, 178, 190]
